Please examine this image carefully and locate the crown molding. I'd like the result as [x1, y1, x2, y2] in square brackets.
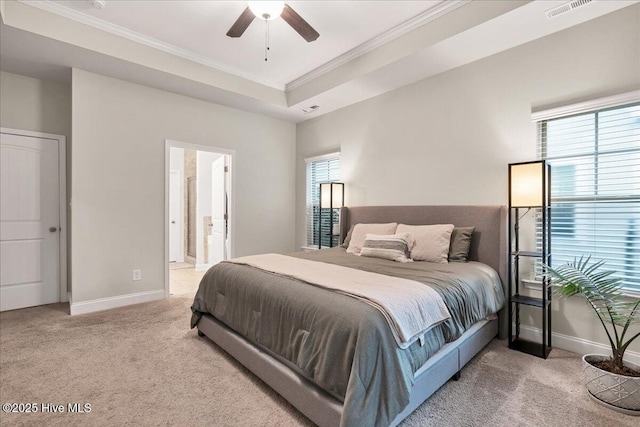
[18, 0, 286, 91]
[285, 0, 470, 92]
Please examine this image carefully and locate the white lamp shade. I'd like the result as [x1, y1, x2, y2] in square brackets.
[248, 1, 285, 20]
[510, 162, 547, 208]
[320, 182, 344, 209]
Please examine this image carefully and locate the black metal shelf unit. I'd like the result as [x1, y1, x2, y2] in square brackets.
[317, 182, 344, 249]
[508, 161, 552, 359]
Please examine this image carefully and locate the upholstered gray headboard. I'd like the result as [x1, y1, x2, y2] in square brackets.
[339, 204, 508, 298]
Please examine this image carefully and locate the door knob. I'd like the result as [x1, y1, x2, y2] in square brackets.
[171, 220, 176, 224]
[49, 227, 58, 232]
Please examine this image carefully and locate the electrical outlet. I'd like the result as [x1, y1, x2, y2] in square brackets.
[132, 269, 142, 281]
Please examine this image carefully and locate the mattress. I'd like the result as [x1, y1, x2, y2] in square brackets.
[191, 247, 505, 426]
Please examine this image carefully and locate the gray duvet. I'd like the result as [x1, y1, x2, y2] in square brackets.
[191, 247, 504, 427]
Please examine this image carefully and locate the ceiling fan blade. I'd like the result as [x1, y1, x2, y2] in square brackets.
[226, 7, 255, 38]
[281, 4, 319, 42]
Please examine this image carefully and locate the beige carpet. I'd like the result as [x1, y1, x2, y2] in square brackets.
[1, 296, 637, 427]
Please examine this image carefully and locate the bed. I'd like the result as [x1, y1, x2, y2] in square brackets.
[191, 205, 508, 427]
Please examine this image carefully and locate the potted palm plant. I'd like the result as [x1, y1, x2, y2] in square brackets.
[546, 256, 640, 415]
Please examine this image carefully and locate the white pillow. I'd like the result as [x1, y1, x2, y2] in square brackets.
[346, 223, 398, 254]
[396, 224, 455, 263]
[360, 233, 415, 263]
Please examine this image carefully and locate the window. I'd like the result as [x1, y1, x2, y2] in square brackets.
[535, 95, 640, 293]
[305, 153, 340, 248]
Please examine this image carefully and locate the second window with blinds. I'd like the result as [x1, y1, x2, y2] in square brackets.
[535, 94, 640, 294]
[305, 153, 340, 248]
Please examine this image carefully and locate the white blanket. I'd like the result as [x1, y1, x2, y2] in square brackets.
[227, 253, 451, 349]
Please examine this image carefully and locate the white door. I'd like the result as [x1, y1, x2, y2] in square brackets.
[1, 132, 60, 311]
[210, 156, 226, 265]
[169, 170, 182, 262]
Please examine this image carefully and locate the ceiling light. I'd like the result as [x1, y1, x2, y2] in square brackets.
[248, 1, 285, 21]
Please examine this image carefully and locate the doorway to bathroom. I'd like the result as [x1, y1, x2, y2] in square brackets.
[165, 140, 234, 297]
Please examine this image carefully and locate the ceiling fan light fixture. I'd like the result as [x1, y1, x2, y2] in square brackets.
[248, 1, 285, 21]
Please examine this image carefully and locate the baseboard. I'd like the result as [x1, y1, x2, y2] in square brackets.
[70, 290, 164, 315]
[517, 324, 640, 365]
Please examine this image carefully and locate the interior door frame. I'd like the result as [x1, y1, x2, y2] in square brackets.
[164, 140, 235, 299]
[1, 127, 68, 304]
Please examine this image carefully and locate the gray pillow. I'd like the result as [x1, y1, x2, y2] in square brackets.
[448, 227, 475, 262]
[360, 232, 414, 263]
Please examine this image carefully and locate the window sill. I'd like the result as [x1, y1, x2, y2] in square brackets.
[522, 279, 542, 291]
[522, 279, 640, 300]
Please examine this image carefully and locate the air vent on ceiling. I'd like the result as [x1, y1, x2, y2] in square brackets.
[545, 0, 593, 20]
[302, 105, 320, 114]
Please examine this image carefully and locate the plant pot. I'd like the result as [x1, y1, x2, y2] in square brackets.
[582, 354, 640, 415]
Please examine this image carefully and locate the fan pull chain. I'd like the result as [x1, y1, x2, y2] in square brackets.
[264, 20, 270, 62]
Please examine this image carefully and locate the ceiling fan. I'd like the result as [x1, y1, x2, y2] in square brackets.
[226, 1, 320, 42]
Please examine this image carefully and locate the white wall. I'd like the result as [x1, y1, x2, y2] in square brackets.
[296, 7, 640, 354]
[71, 69, 296, 304]
[0, 71, 71, 136]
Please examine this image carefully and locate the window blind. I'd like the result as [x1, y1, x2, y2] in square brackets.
[536, 100, 640, 293]
[305, 154, 340, 247]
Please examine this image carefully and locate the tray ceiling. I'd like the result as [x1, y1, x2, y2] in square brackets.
[1, 0, 637, 122]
